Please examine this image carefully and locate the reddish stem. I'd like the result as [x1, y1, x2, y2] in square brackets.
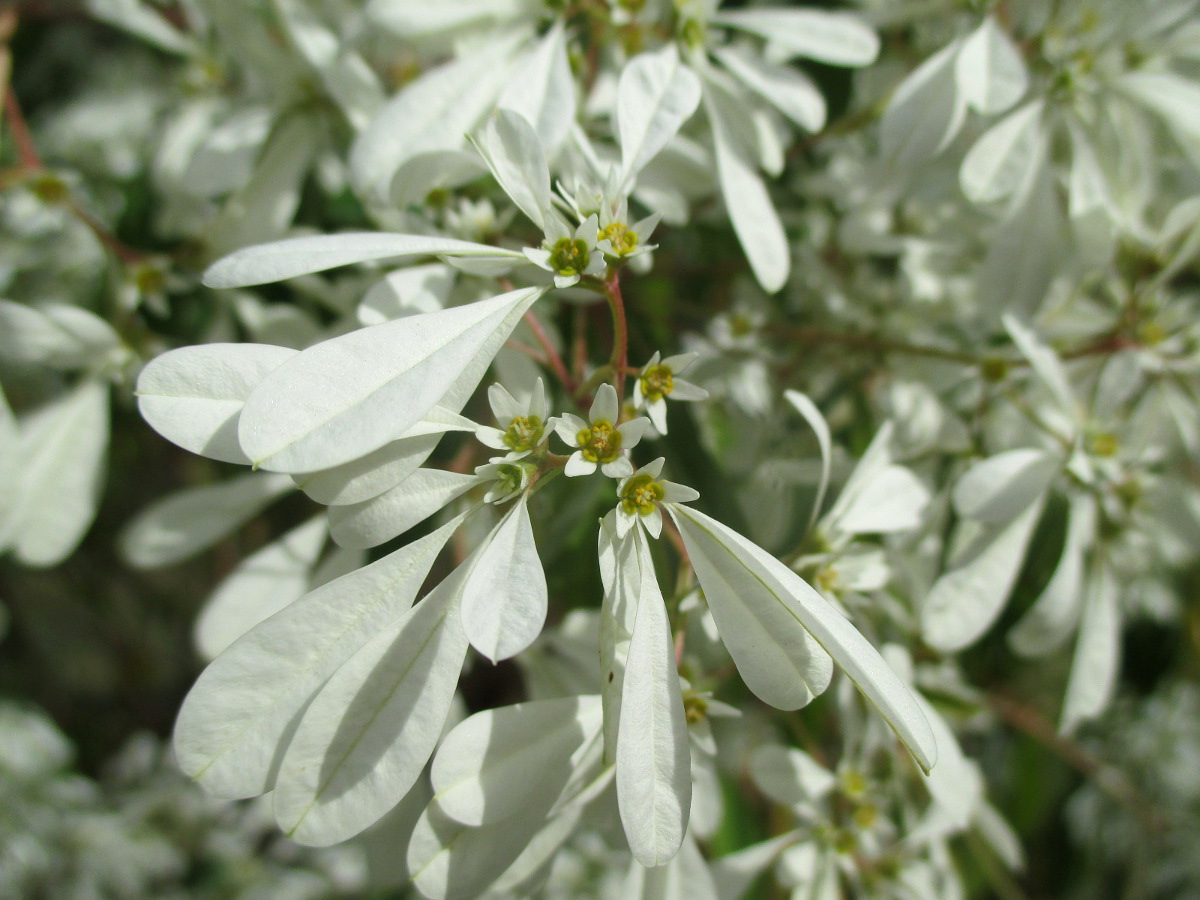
[605, 269, 629, 405]
[523, 309, 576, 394]
[4, 86, 40, 169]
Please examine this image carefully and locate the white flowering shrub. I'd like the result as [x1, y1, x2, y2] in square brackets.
[2, 0, 1199, 897]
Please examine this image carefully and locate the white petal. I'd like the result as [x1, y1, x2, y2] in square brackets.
[173, 515, 463, 799]
[238, 287, 543, 472]
[669, 505, 936, 773]
[204, 232, 524, 289]
[488, 382, 522, 423]
[328, 468, 478, 549]
[470, 109, 552, 233]
[555, 413, 587, 443]
[618, 415, 655, 447]
[703, 75, 789, 293]
[194, 517, 328, 660]
[591, 382, 619, 423]
[955, 16, 1029, 114]
[432, 696, 602, 826]
[461, 496, 547, 661]
[616, 43, 702, 188]
[646, 397, 668, 434]
[137, 343, 295, 464]
[617, 528, 690, 867]
[714, 9, 879, 67]
[601, 456, 635, 479]
[564, 453, 597, 477]
[119, 472, 292, 569]
[273, 563, 471, 845]
[661, 482, 699, 504]
[642, 506, 663, 540]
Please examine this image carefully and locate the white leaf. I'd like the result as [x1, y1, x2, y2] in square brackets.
[203, 232, 525, 289]
[952, 448, 1059, 523]
[1009, 494, 1095, 657]
[328, 468, 478, 549]
[85, 0, 196, 55]
[366, 0, 534, 37]
[959, 100, 1045, 204]
[237, 286, 543, 472]
[1060, 563, 1120, 734]
[359, 263, 456, 325]
[120, 471, 294, 569]
[461, 496, 547, 661]
[784, 390, 832, 535]
[617, 528, 691, 867]
[617, 44, 702, 188]
[470, 110, 552, 232]
[921, 498, 1045, 653]
[137, 343, 296, 464]
[711, 831, 803, 900]
[1003, 315, 1078, 420]
[389, 149, 490, 208]
[623, 831, 719, 900]
[598, 510, 639, 763]
[497, 20, 576, 155]
[432, 695, 601, 826]
[173, 516, 462, 798]
[714, 9, 879, 67]
[831, 464, 930, 534]
[273, 562, 471, 845]
[748, 744, 835, 807]
[703, 75, 789, 293]
[669, 504, 936, 774]
[194, 516, 329, 660]
[714, 47, 826, 132]
[349, 36, 520, 202]
[955, 17, 1028, 114]
[0, 380, 109, 567]
[1118, 71, 1200, 148]
[880, 41, 966, 169]
[295, 433, 442, 506]
[0, 300, 122, 370]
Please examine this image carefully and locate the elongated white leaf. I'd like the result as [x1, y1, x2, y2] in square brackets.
[0, 300, 121, 370]
[784, 390, 832, 535]
[1009, 494, 1095, 657]
[1003, 315, 1077, 420]
[461, 496, 547, 661]
[173, 516, 463, 798]
[497, 20, 575, 155]
[194, 516, 328, 660]
[273, 563, 471, 845]
[921, 498, 1045, 653]
[711, 831, 803, 900]
[0, 380, 109, 567]
[953, 448, 1059, 523]
[670, 504, 936, 773]
[120, 472, 293, 569]
[1060, 563, 1120, 734]
[617, 44, 701, 188]
[832, 464, 929, 535]
[617, 528, 690, 867]
[703, 75, 789, 293]
[880, 41, 966, 169]
[1118, 71, 1200, 148]
[432, 695, 601, 826]
[598, 510, 639, 762]
[350, 35, 521, 202]
[714, 47, 825, 132]
[137, 343, 296, 464]
[203, 233, 525, 289]
[959, 101, 1045, 204]
[714, 9, 879, 67]
[670, 502, 832, 711]
[955, 17, 1028, 114]
[748, 744, 835, 806]
[238, 287, 543, 472]
[623, 831, 720, 900]
[470, 110, 552, 232]
[295, 433, 441, 506]
[328, 468, 477, 549]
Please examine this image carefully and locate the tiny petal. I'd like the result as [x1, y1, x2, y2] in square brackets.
[618, 416, 655, 447]
[488, 383, 522, 422]
[616, 507, 638, 538]
[661, 352, 699, 373]
[556, 414, 588, 445]
[523, 248, 553, 270]
[662, 482, 699, 503]
[643, 507, 664, 539]
[669, 380, 709, 402]
[601, 456, 635, 479]
[554, 273, 581, 289]
[646, 398, 669, 434]
[476, 425, 509, 450]
[591, 384, 620, 424]
[565, 453, 598, 477]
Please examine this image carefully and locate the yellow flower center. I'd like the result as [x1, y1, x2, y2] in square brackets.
[598, 222, 639, 257]
[502, 415, 544, 453]
[619, 472, 666, 516]
[549, 237, 591, 277]
[639, 364, 675, 402]
[577, 420, 623, 463]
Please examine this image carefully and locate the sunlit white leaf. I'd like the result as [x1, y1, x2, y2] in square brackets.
[328, 468, 478, 549]
[748, 744, 835, 806]
[470, 110, 552, 232]
[714, 9, 879, 67]
[669, 505, 936, 773]
[880, 41, 966, 169]
[713, 47, 826, 133]
[273, 562, 472, 845]
[955, 17, 1028, 115]
[617, 44, 702, 189]
[461, 495, 547, 661]
[953, 448, 1059, 523]
[622, 831, 719, 900]
[237, 287, 543, 472]
[137, 343, 296, 464]
[497, 20, 575, 155]
[0, 300, 122, 370]
[194, 516, 329, 660]
[173, 515, 463, 798]
[1060, 563, 1121, 734]
[959, 101, 1045, 204]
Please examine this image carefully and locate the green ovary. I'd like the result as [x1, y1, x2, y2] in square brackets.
[577, 420, 623, 464]
[639, 364, 674, 402]
[549, 237, 591, 277]
[619, 472, 665, 516]
[502, 415, 544, 452]
[598, 222, 638, 256]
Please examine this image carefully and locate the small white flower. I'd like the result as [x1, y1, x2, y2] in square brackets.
[475, 378, 554, 459]
[474, 457, 537, 505]
[554, 383, 653, 478]
[524, 213, 607, 288]
[596, 195, 661, 263]
[615, 457, 700, 539]
[633, 351, 709, 434]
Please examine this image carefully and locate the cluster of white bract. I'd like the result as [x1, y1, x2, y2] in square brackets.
[2, 0, 1200, 896]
